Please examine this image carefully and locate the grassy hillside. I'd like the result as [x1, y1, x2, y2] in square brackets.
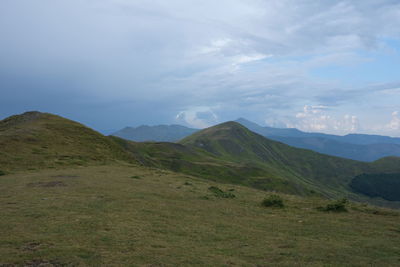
[1, 165, 399, 266]
[179, 122, 400, 196]
[2, 112, 400, 207]
[0, 111, 135, 172]
[117, 122, 400, 206]
[112, 136, 308, 196]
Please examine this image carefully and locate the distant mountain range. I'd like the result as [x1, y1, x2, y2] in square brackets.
[112, 118, 400, 162]
[235, 118, 400, 162]
[112, 125, 198, 142]
[235, 118, 400, 145]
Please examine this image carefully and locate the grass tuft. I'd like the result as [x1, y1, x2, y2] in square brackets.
[318, 198, 348, 212]
[208, 186, 236, 198]
[262, 194, 284, 208]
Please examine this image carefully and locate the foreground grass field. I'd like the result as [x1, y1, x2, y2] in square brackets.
[1, 164, 400, 266]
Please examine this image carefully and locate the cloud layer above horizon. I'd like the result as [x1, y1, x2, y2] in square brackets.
[1, 0, 400, 136]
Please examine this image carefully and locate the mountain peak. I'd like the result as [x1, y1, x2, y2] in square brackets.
[188, 121, 247, 137]
[0, 111, 135, 171]
[0, 111, 49, 130]
[179, 121, 260, 154]
[235, 117, 256, 124]
[214, 121, 244, 128]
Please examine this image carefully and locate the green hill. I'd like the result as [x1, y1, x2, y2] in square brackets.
[179, 121, 400, 196]
[0, 111, 135, 172]
[1, 112, 400, 265]
[2, 112, 400, 206]
[120, 121, 400, 205]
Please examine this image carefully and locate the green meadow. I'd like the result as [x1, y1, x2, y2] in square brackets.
[1, 165, 399, 266]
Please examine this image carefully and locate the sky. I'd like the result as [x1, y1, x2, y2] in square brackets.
[1, 0, 400, 136]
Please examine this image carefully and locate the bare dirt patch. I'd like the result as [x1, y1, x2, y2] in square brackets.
[21, 242, 42, 252]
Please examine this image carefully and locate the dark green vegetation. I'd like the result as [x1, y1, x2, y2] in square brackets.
[2, 111, 400, 265]
[1, 166, 400, 266]
[208, 186, 236, 198]
[350, 173, 400, 201]
[262, 194, 284, 208]
[318, 198, 349, 212]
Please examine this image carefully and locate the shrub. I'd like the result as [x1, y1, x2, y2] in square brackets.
[0, 170, 5, 176]
[208, 186, 235, 198]
[262, 194, 284, 208]
[318, 198, 348, 212]
[130, 175, 141, 179]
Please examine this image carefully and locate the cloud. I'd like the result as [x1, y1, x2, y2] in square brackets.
[286, 105, 360, 134]
[175, 106, 218, 128]
[387, 111, 400, 130]
[0, 1, 400, 134]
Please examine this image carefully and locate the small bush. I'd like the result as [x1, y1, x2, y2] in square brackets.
[130, 175, 141, 179]
[318, 198, 348, 212]
[262, 194, 284, 208]
[208, 186, 235, 198]
[0, 170, 5, 176]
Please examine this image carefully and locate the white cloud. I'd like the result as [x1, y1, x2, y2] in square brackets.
[387, 111, 400, 130]
[288, 105, 360, 134]
[175, 106, 218, 128]
[197, 38, 233, 54]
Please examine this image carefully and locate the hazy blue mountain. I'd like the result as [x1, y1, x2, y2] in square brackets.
[235, 118, 400, 161]
[269, 136, 400, 162]
[112, 124, 198, 142]
[338, 134, 400, 145]
[235, 118, 309, 137]
[236, 118, 400, 144]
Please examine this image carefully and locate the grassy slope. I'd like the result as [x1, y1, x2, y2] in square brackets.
[180, 122, 400, 196]
[116, 122, 400, 207]
[0, 112, 135, 172]
[112, 136, 306, 195]
[179, 122, 368, 195]
[2, 112, 400, 207]
[1, 165, 400, 266]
